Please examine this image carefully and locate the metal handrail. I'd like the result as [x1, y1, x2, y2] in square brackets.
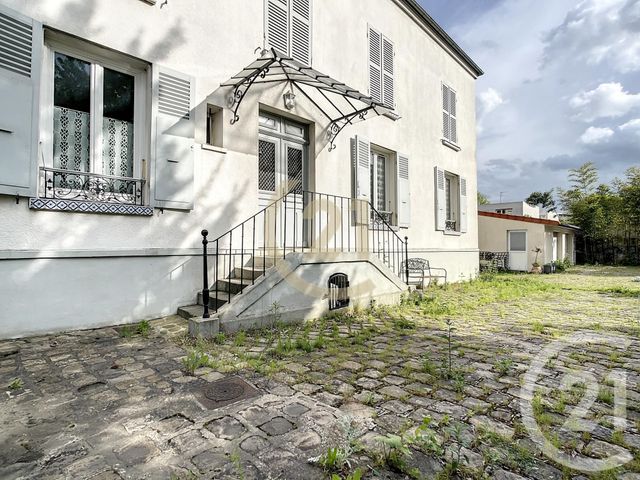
[200, 189, 409, 317]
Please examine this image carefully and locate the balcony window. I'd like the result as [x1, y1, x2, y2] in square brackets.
[40, 38, 148, 208]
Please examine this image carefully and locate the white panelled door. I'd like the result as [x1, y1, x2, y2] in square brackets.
[508, 230, 528, 272]
[258, 113, 307, 251]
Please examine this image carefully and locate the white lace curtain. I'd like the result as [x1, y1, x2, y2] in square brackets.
[53, 106, 90, 172]
[53, 106, 134, 178]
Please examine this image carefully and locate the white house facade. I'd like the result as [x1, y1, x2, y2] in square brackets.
[0, 0, 482, 338]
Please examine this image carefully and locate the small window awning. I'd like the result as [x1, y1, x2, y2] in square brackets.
[221, 48, 393, 151]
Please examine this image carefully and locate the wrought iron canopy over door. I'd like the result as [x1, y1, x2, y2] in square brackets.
[258, 112, 307, 250]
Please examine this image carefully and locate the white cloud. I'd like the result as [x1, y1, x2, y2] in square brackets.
[544, 0, 640, 73]
[478, 88, 505, 115]
[570, 82, 640, 121]
[580, 126, 615, 144]
[619, 118, 640, 133]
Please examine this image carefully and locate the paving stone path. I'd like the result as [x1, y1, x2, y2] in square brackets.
[1, 267, 640, 479]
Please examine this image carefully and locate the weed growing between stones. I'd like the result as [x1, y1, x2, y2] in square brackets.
[181, 349, 210, 375]
[8, 378, 23, 390]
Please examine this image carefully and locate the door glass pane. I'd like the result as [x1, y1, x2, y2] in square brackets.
[376, 155, 386, 211]
[53, 52, 91, 173]
[287, 146, 303, 194]
[102, 68, 135, 180]
[445, 178, 452, 220]
[259, 140, 276, 191]
[509, 232, 527, 252]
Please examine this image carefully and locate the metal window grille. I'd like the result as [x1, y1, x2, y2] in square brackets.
[328, 273, 350, 310]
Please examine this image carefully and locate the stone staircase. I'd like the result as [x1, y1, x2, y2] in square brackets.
[178, 255, 275, 320]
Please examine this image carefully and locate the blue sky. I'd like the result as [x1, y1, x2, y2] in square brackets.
[419, 0, 640, 204]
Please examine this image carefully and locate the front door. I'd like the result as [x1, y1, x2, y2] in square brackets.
[258, 113, 307, 250]
[508, 230, 528, 272]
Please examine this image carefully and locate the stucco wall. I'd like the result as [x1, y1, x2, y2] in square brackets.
[0, 0, 480, 336]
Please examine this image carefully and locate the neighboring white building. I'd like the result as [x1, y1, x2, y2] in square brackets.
[0, 0, 483, 338]
[478, 211, 577, 272]
[479, 202, 559, 221]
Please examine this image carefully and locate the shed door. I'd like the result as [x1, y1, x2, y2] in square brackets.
[508, 230, 528, 272]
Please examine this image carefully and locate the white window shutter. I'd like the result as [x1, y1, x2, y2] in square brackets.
[459, 176, 468, 233]
[0, 6, 42, 197]
[368, 27, 382, 104]
[442, 84, 450, 141]
[382, 36, 394, 109]
[435, 166, 446, 231]
[352, 136, 371, 201]
[290, 0, 311, 65]
[152, 66, 195, 210]
[396, 153, 410, 227]
[449, 89, 457, 144]
[266, 0, 289, 56]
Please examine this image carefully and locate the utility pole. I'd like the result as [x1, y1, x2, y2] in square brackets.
[499, 191, 506, 203]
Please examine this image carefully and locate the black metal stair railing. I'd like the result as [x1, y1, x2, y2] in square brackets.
[200, 190, 409, 318]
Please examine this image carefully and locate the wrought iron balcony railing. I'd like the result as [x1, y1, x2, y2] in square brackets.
[39, 167, 145, 205]
[445, 220, 457, 231]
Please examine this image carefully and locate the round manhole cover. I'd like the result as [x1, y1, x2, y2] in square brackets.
[204, 381, 245, 402]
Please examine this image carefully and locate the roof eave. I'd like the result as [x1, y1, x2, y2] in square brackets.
[399, 0, 484, 78]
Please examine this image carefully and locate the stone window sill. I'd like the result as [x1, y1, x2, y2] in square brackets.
[200, 143, 227, 154]
[442, 139, 461, 152]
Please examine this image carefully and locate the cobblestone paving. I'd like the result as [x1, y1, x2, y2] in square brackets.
[1, 267, 639, 479]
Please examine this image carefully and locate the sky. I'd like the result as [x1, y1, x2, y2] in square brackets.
[419, 0, 640, 204]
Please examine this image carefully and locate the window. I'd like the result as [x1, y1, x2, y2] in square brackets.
[496, 208, 513, 214]
[369, 26, 394, 109]
[445, 173, 459, 231]
[42, 37, 148, 205]
[205, 104, 223, 148]
[328, 273, 349, 310]
[370, 150, 395, 224]
[265, 0, 312, 65]
[435, 167, 467, 233]
[442, 83, 457, 145]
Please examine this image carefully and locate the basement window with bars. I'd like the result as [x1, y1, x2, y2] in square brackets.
[328, 273, 350, 310]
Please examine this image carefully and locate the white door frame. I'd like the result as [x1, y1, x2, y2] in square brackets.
[508, 229, 528, 272]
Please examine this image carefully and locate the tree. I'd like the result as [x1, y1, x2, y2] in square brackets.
[477, 192, 490, 205]
[568, 162, 599, 195]
[526, 190, 556, 212]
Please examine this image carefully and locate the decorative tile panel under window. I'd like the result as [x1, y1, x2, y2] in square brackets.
[42, 39, 148, 207]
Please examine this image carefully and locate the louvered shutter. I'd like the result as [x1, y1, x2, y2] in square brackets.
[382, 37, 394, 109]
[368, 27, 382, 104]
[291, 0, 311, 65]
[0, 6, 42, 197]
[459, 176, 468, 233]
[449, 88, 457, 144]
[442, 84, 450, 141]
[266, 0, 289, 56]
[152, 67, 195, 210]
[435, 166, 446, 231]
[352, 136, 371, 201]
[396, 153, 410, 227]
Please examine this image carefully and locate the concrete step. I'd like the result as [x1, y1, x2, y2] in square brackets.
[233, 266, 267, 281]
[197, 290, 236, 308]
[177, 304, 204, 320]
[214, 277, 254, 295]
